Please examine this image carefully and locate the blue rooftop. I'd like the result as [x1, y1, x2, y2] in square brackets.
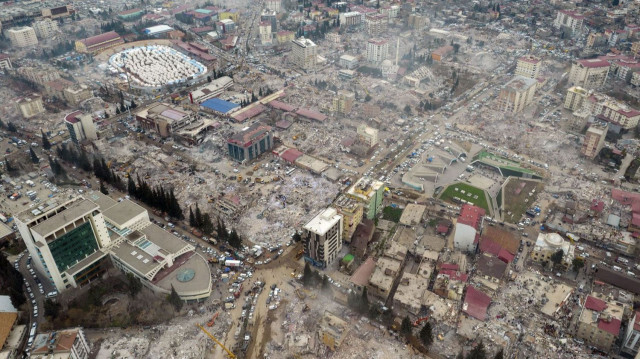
[195, 9, 214, 14]
[200, 98, 240, 114]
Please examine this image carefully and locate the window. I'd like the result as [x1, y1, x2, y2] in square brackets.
[48, 222, 98, 272]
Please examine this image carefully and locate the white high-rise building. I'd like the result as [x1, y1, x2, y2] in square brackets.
[366, 38, 389, 64]
[302, 208, 343, 268]
[291, 37, 317, 71]
[259, 21, 272, 45]
[32, 18, 60, 40]
[7, 26, 38, 47]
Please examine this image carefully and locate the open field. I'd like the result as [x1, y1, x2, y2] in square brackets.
[501, 178, 544, 223]
[439, 182, 490, 212]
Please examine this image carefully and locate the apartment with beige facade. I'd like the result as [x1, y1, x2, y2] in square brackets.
[569, 59, 610, 89]
[32, 18, 60, 39]
[7, 26, 38, 47]
[553, 9, 584, 34]
[291, 37, 317, 71]
[581, 123, 608, 159]
[497, 76, 537, 113]
[15, 95, 45, 119]
[564, 86, 590, 111]
[515, 55, 541, 79]
[576, 294, 624, 352]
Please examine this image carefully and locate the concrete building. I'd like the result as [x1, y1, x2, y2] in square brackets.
[30, 328, 89, 359]
[291, 37, 317, 71]
[346, 177, 385, 219]
[302, 208, 343, 268]
[75, 31, 124, 54]
[64, 111, 98, 143]
[16, 66, 60, 86]
[189, 76, 233, 103]
[227, 122, 273, 162]
[260, 9, 277, 32]
[365, 13, 387, 36]
[332, 90, 355, 114]
[356, 125, 378, 148]
[530, 233, 575, 270]
[453, 204, 485, 252]
[319, 311, 349, 351]
[600, 100, 640, 130]
[136, 102, 197, 138]
[366, 38, 389, 64]
[339, 12, 363, 27]
[497, 76, 537, 113]
[632, 72, 640, 88]
[553, 9, 584, 35]
[564, 86, 590, 112]
[515, 55, 541, 79]
[259, 21, 272, 45]
[15, 95, 45, 119]
[7, 26, 38, 47]
[0, 54, 11, 71]
[339, 54, 358, 69]
[621, 311, 640, 357]
[576, 294, 624, 352]
[63, 84, 92, 105]
[276, 30, 295, 45]
[581, 123, 608, 159]
[331, 194, 363, 243]
[265, 0, 282, 12]
[15, 197, 113, 292]
[0, 296, 18, 358]
[431, 45, 453, 62]
[32, 18, 59, 39]
[569, 59, 610, 89]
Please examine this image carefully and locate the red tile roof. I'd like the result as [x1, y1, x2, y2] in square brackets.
[436, 224, 449, 234]
[440, 263, 459, 271]
[478, 237, 501, 256]
[231, 104, 266, 122]
[439, 269, 468, 282]
[632, 213, 640, 227]
[81, 31, 122, 47]
[281, 148, 303, 163]
[611, 188, 640, 213]
[634, 311, 640, 331]
[463, 286, 491, 321]
[590, 199, 605, 212]
[269, 100, 296, 112]
[598, 317, 621, 336]
[296, 108, 327, 122]
[585, 295, 607, 312]
[457, 204, 485, 230]
[350, 257, 376, 286]
[577, 58, 611, 68]
[497, 248, 515, 263]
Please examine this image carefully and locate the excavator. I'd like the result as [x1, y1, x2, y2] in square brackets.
[206, 312, 219, 327]
[196, 324, 236, 359]
[412, 315, 430, 327]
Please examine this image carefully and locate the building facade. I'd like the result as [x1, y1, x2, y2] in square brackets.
[581, 123, 608, 159]
[260, 10, 277, 32]
[319, 311, 349, 350]
[332, 90, 355, 114]
[64, 111, 98, 143]
[346, 177, 385, 219]
[0, 54, 11, 71]
[331, 194, 363, 243]
[265, 0, 282, 12]
[564, 86, 590, 112]
[553, 9, 584, 35]
[75, 31, 124, 54]
[227, 123, 273, 162]
[621, 311, 640, 357]
[291, 37, 317, 71]
[302, 208, 343, 268]
[365, 13, 387, 36]
[7, 27, 38, 47]
[63, 84, 93, 105]
[357, 125, 378, 148]
[366, 38, 389, 64]
[569, 59, 610, 89]
[15, 95, 45, 119]
[136, 102, 197, 137]
[32, 18, 59, 39]
[30, 328, 90, 359]
[530, 233, 575, 269]
[515, 55, 541, 79]
[259, 22, 272, 45]
[576, 295, 624, 352]
[497, 76, 537, 113]
[453, 204, 485, 252]
[339, 54, 358, 69]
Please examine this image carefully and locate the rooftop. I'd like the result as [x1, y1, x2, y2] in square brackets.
[350, 257, 376, 286]
[31, 328, 81, 358]
[504, 75, 537, 91]
[80, 31, 122, 47]
[30, 199, 98, 237]
[102, 200, 147, 228]
[200, 98, 240, 114]
[399, 203, 426, 226]
[462, 286, 491, 321]
[577, 58, 611, 69]
[228, 122, 272, 147]
[303, 208, 341, 235]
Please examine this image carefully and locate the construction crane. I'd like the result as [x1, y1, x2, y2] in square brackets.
[196, 324, 236, 359]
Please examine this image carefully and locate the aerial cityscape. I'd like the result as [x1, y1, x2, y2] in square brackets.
[1, 0, 640, 358]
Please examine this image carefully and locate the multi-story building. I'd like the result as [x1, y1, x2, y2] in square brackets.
[431, 45, 453, 62]
[291, 37, 317, 71]
[366, 38, 389, 64]
[260, 9, 277, 32]
[621, 311, 640, 357]
[576, 294, 624, 352]
[227, 122, 273, 162]
[189, 76, 233, 103]
[7, 27, 38, 47]
[564, 86, 590, 112]
[63, 84, 93, 105]
[136, 102, 197, 137]
[332, 90, 355, 114]
[0, 54, 11, 71]
[346, 177, 385, 219]
[265, 0, 281, 12]
[365, 13, 387, 36]
[75, 31, 124, 54]
[0, 296, 18, 357]
[259, 21, 272, 45]
[42, 5, 75, 19]
[339, 12, 363, 27]
[497, 76, 537, 113]
[357, 124, 378, 148]
[515, 55, 541, 79]
[32, 18, 59, 39]
[16, 66, 60, 86]
[15, 95, 45, 119]
[581, 123, 608, 159]
[568, 59, 610, 89]
[64, 111, 98, 143]
[600, 100, 640, 129]
[530, 233, 575, 269]
[319, 311, 349, 350]
[339, 54, 358, 69]
[302, 208, 343, 268]
[30, 328, 90, 359]
[553, 9, 584, 35]
[453, 204, 485, 252]
[632, 72, 640, 87]
[276, 30, 295, 45]
[331, 194, 363, 243]
[632, 42, 640, 57]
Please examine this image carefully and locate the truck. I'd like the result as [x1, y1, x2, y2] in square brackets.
[225, 302, 235, 310]
[295, 249, 304, 260]
[225, 259, 241, 267]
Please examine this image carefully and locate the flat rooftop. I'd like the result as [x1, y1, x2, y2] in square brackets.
[102, 200, 147, 228]
[31, 199, 98, 237]
[369, 256, 401, 294]
[304, 208, 341, 236]
[155, 252, 212, 298]
[140, 223, 191, 255]
[399, 203, 426, 226]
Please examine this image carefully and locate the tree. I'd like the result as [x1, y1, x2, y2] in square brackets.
[217, 218, 228, 241]
[126, 273, 142, 297]
[44, 299, 61, 318]
[322, 274, 329, 290]
[456, 351, 464, 359]
[400, 316, 412, 338]
[292, 231, 302, 242]
[550, 249, 565, 269]
[167, 285, 183, 311]
[189, 207, 196, 227]
[201, 213, 214, 235]
[41, 130, 51, 150]
[7, 123, 17, 132]
[404, 104, 412, 116]
[0, 253, 26, 307]
[127, 176, 137, 197]
[419, 322, 433, 348]
[467, 341, 487, 359]
[302, 262, 313, 287]
[228, 229, 242, 248]
[29, 147, 39, 163]
[360, 287, 369, 313]
[572, 257, 585, 274]
[195, 203, 203, 228]
[99, 181, 109, 195]
[493, 349, 504, 359]
[612, 0, 619, 5]
[4, 160, 15, 173]
[207, 75, 212, 83]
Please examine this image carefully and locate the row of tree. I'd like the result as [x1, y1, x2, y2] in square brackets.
[93, 157, 126, 192]
[0, 253, 26, 308]
[127, 175, 184, 220]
